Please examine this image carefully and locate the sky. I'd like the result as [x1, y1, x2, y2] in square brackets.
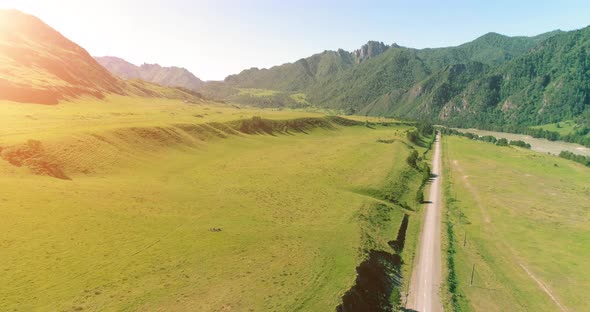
[1, 0, 589, 80]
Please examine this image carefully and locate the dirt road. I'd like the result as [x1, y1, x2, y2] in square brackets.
[406, 133, 443, 312]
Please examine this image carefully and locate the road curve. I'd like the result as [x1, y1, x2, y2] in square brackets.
[406, 133, 443, 312]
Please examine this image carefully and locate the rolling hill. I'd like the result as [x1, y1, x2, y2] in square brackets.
[0, 10, 201, 105]
[95, 56, 205, 91]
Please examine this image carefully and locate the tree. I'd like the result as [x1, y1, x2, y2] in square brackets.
[509, 140, 531, 149]
[406, 130, 420, 145]
[496, 138, 509, 146]
[407, 150, 419, 168]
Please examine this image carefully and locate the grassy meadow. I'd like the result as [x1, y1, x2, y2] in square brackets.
[0, 96, 425, 311]
[237, 88, 281, 97]
[441, 135, 590, 311]
[531, 120, 579, 137]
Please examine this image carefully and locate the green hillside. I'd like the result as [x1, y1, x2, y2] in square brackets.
[441, 26, 590, 128]
[202, 29, 580, 127]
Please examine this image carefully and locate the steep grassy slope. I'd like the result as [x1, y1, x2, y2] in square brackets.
[442, 135, 590, 311]
[0, 10, 203, 105]
[0, 10, 124, 104]
[0, 97, 428, 311]
[95, 56, 205, 91]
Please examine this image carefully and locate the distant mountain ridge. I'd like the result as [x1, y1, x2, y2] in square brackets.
[2, 9, 587, 134]
[95, 56, 204, 91]
[439, 27, 590, 127]
[352, 41, 390, 63]
[201, 28, 590, 131]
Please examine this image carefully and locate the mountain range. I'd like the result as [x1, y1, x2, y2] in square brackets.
[201, 28, 589, 132]
[94, 56, 204, 91]
[1, 9, 588, 137]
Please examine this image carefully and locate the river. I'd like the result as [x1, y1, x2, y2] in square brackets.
[453, 128, 590, 157]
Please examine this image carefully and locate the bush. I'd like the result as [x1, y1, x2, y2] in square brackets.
[406, 130, 420, 145]
[481, 135, 497, 143]
[417, 121, 434, 136]
[496, 138, 509, 146]
[407, 150, 419, 168]
[509, 140, 531, 149]
[559, 150, 590, 167]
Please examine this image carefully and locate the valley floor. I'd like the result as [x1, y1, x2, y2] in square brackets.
[442, 135, 590, 311]
[0, 97, 422, 311]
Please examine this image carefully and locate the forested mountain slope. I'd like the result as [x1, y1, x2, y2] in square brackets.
[201, 28, 587, 131]
[440, 27, 590, 128]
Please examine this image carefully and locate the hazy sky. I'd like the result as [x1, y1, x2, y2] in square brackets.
[1, 0, 589, 80]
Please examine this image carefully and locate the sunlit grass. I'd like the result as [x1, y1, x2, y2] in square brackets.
[237, 88, 280, 97]
[531, 120, 589, 137]
[442, 135, 590, 311]
[0, 96, 419, 311]
[289, 92, 310, 104]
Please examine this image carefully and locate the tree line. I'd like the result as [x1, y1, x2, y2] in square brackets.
[440, 128, 531, 149]
[558, 151, 590, 167]
[447, 115, 590, 148]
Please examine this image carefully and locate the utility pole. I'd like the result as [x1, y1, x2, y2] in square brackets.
[470, 264, 476, 285]
[463, 232, 467, 247]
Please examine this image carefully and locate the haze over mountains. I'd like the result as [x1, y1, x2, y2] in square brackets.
[95, 56, 204, 91]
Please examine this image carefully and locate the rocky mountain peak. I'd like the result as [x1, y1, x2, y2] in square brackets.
[353, 41, 389, 63]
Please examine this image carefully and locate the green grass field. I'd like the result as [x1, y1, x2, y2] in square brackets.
[0, 96, 425, 311]
[237, 88, 281, 97]
[289, 93, 311, 105]
[531, 120, 583, 137]
[441, 135, 590, 311]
